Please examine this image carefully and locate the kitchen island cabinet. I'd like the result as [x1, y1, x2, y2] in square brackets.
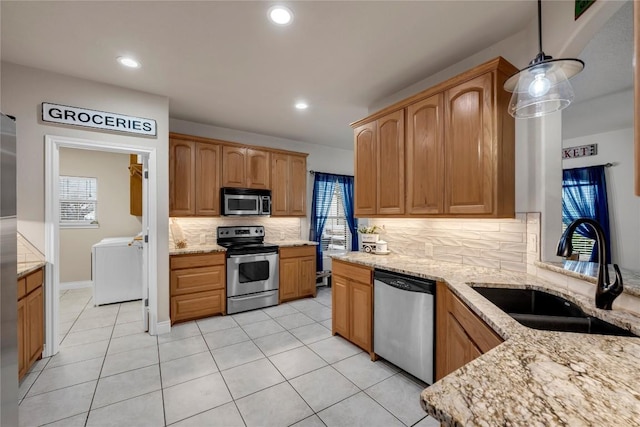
[18, 266, 44, 380]
[435, 281, 502, 380]
[278, 246, 316, 303]
[170, 252, 226, 324]
[331, 259, 374, 357]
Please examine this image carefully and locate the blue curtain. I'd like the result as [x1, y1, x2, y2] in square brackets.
[310, 173, 337, 272]
[562, 165, 611, 263]
[337, 175, 358, 251]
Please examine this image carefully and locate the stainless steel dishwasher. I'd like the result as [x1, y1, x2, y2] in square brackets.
[374, 269, 435, 384]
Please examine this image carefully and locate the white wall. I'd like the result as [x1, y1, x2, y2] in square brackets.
[59, 148, 142, 283]
[0, 62, 171, 325]
[170, 118, 355, 239]
[563, 127, 639, 270]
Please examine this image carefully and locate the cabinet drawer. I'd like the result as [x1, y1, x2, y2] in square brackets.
[171, 290, 225, 324]
[170, 265, 225, 296]
[18, 277, 26, 300]
[332, 260, 372, 285]
[279, 245, 315, 259]
[170, 253, 225, 270]
[448, 290, 502, 353]
[26, 268, 44, 294]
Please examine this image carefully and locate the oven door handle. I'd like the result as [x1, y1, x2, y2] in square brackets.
[228, 290, 278, 301]
[228, 253, 277, 260]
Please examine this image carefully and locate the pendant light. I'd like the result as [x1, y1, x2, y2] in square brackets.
[503, 0, 584, 118]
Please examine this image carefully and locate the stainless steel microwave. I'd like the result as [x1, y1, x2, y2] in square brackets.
[221, 188, 271, 216]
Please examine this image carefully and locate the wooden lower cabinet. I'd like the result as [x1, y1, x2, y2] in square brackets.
[18, 267, 44, 380]
[279, 246, 316, 303]
[170, 253, 226, 324]
[331, 260, 374, 357]
[435, 282, 502, 380]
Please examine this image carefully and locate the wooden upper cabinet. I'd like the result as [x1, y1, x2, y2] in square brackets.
[169, 138, 196, 216]
[195, 143, 221, 216]
[352, 57, 516, 218]
[354, 122, 377, 216]
[289, 155, 307, 216]
[377, 110, 405, 215]
[407, 94, 444, 214]
[222, 146, 247, 187]
[271, 153, 307, 216]
[246, 149, 270, 189]
[271, 153, 289, 216]
[444, 73, 494, 215]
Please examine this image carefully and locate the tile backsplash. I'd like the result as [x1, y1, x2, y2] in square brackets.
[170, 217, 302, 246]
[368, 213, 541, 273]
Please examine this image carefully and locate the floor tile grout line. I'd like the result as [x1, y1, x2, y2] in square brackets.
[155, 332, 168, 427]
[84, 301, 122, 427]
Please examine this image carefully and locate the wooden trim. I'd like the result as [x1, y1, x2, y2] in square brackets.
[25, 268, 44, 295]
[332, 259, 373, 284]
[350, 57, 518, 128]
[635, 0, 640, 196]
[169, 132, 309, 158]
[170, 253, 225, 269]
[279, 245, 315, 259]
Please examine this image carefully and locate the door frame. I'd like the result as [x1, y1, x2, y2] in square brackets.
[44, 134, 159, 357]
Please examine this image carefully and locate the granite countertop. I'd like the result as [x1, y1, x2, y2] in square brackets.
[169, 240, 317, 255]
[17, 261, 46, 278]
[537, 260, 640, 298]
[17, 233, 46, 278]
[331, 252, 640, 426]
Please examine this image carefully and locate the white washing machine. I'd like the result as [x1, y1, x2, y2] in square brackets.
[92, 237, 143, 305]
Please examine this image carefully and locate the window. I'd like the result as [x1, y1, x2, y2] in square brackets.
[321, 185, 350, 253]
[59, 176, 98, 228]
[562, 177, 596, 259]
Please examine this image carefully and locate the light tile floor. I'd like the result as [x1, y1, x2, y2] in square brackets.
[19, 287, 440, 427]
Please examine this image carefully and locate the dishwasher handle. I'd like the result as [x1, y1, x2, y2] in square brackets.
[374, 270, 435, 294]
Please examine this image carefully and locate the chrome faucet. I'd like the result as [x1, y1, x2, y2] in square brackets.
[556, 218, 623, 310]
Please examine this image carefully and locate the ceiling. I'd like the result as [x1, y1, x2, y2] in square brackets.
[1, 1, 537, 150]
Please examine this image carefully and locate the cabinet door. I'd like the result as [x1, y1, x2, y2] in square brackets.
[354, 122, 377, 216]
[271, 153, 289, 216]
[289, 155, 307, 216]
[170, 266, 225, 296]
[444, 73, 494, 214]
[407, 94, 444, 214]
[444, 313, 475, 376]
[247, 149, 270, 189]
[279, 257, 299, 302]
[222, 146, 247, 187]
[196, 142, 221, 216]
[17, 297, 26, 379]
[332, 275, 350, 338]
[377, 110, 405, 215]
[171, 290, 225, 324]
[26, 287, 43, 367]
[349, 281, 372, 352]
[298, 256, 316, 298]
[169, 139, 196, 216]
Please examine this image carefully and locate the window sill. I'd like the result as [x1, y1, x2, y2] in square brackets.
[60, 223, 99, 229]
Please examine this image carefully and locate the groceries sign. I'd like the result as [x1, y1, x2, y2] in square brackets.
[42, 102, 157, 137]
[562, 144, 597, 159]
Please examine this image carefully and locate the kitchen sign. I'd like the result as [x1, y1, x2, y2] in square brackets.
[562, 144, 598, 159]
[42, 102, 157, 137]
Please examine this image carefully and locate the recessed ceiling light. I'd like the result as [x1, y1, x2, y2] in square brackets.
[295, 102, 308, 110]
[117, 56, 141, 69]
[268, 6, 293, 26]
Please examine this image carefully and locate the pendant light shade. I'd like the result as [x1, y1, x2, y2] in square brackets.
[503, 0, 585, 118]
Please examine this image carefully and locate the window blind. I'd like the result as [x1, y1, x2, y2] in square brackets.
[59, 176, 98, 225]
[320, 185, 350, 253]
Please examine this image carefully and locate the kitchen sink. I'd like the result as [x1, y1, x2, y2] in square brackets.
[471, 286, 637, 337]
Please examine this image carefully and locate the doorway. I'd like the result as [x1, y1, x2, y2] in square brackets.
[44, 135, 158, 357]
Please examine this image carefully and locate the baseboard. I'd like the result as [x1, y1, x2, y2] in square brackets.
[155, 320, 171, 336]
[60, 280, 93, 290]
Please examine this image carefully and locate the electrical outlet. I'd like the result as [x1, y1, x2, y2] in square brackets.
[280, 232, 285, 240]
[528, 234, 537, 253]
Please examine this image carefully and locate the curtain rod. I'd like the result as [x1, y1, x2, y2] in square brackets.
[309, 170, 354, 178]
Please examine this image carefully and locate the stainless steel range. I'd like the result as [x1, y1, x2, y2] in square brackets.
[217, 226, 279, 314]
